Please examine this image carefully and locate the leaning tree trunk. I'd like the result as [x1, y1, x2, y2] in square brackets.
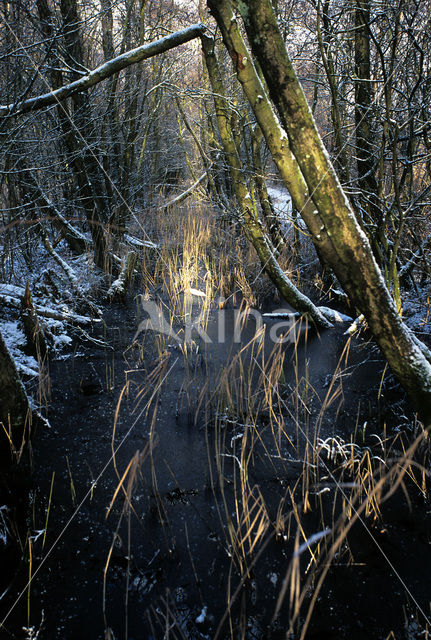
[0, 330, 31, 451]
[208, 0, 431, 427]
[202, 5, 333, 287]
[201, 34, 332, 329]
[251, 124, 286, 255]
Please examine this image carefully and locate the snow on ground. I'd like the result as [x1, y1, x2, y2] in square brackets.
[267, 184, 292, 216]
[403, 286, 431, 336]
[1, 312, 76, 377]
[0, 281, 81, 373]
[1, 320, 39, 377]
[0, 248, 103, 377]
[267, 183, 308, 233]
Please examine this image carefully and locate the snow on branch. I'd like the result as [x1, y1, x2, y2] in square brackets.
[106, 251, 137, 301]
[124, 235, 159, 250]
[398, 232, 431, 280]
[0, 24, 206, 117]
[160, 170, 210, 211]
[0, 287, 101, 326]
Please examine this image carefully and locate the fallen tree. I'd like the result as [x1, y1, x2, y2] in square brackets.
[0, 285, 102, 325]
[0, 25, 207, 118]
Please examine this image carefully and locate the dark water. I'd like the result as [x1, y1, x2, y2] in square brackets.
[1, 296, 429, 640]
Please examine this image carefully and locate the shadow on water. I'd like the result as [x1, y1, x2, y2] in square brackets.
[1, 295, 429, 640]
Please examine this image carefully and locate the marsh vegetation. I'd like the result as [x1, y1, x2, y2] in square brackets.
[1, 1, 431, 638]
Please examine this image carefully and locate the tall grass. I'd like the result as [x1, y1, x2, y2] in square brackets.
[108, 199, 431, 638]
[10, 196, 429, 640]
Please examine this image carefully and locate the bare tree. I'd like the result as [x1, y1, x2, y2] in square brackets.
[0, 17, 206, 436]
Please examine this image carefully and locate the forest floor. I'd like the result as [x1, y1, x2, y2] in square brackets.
[1, 278, 431, 640]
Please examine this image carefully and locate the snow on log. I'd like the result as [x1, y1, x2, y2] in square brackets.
[42, 234, 82, 291]
[41, 234, 101, 316]
[160, 171, 209, 210]
[0, 24, 206, 117]
[15, 362, 39, 378]
[317, 306, 353, 323]
[262, 312, 295, 319]
[0, 291, 102, 325]
[124, 235, 160, 250]
[106, 251, 137, 301]
[262, 307, 352, 323]
[32, 303, 102, 325]
[345, 314, 366, 335]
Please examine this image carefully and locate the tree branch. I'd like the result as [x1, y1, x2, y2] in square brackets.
[0, 24, 206, 117]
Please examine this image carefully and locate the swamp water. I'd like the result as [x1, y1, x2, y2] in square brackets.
[1, 294, 430, 640]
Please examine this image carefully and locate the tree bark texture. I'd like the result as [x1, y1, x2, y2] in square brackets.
[202, 34, 332, 329]
[209, 0, 431, 427]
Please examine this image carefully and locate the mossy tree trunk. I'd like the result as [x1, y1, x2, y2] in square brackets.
[208, 0, 431, 427]
[201, 34, 332, 329]
[203, 3, 332, 280]
[251, 125, 286, 255]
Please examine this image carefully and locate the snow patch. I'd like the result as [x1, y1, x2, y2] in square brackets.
[1, 320, 39, 376]
[195, 605, 207, 624]
[0, 506, 10, 546]
[403, 286, 431, 335]
[53, 332, 73, 348]
[318, 307, 353, 324]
